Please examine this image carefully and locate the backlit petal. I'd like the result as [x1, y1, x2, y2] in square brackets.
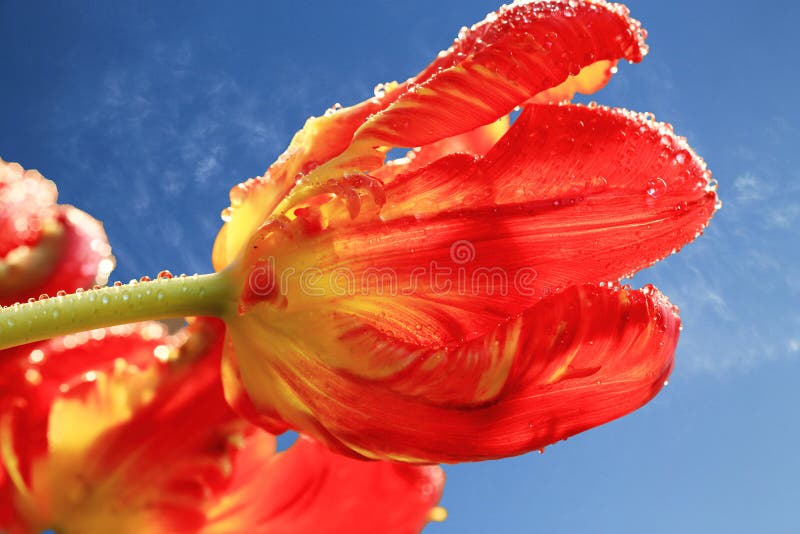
[203, 433, 445, 534]
[225, 284, 678, 462]
[349, 2, 644, 149]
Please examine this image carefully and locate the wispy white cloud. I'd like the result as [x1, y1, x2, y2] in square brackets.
[766, 203, 800, 229]
[733, 172, 772, 204]
[45, 38, 286, 277]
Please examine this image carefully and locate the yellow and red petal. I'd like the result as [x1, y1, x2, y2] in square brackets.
[213, 0, 646, 269]
[224, 284, 677, 462]
[0, 322, 168, 504]
[349, 1, 645, 150]
[211, 91, 401, 271]
[203, 433, 445, 534]
[0, 319, 244, 532]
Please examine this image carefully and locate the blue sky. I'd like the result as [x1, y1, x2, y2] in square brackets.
[1, 1, 798, 532]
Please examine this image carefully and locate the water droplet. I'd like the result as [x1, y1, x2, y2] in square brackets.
[100, 295, 109, 305]
[373, 83, 387, 98]
[153, 345, 171, 362]
[156, 290, 165, 301]
[25, 368, 42, 385]
[323, 102, 343, 116]
[645, 177, 667, 198]
[56, 290, 67, 297]
[157, 270, 173, 279]
[113, 281, 123, 287]
[220, 207, 232, 222]
[229, 184, 247, 207]
[140, 276, 151, 282]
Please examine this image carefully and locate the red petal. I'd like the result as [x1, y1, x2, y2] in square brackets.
[353, 1, 645, 148]
[0, 158, 57, 257]
[33, 206, 114, 296]
[226, 284, 677, 462]
[0, 166, 114, 307]
[203, 433, 445, 534]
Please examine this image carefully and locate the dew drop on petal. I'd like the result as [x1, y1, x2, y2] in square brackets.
[229, 184, 247, 207]
[645, 177, 667, 198]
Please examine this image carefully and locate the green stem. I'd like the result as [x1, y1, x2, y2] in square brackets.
[0, 272, 236, 350]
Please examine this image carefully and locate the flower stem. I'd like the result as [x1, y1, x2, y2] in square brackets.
[0, 272, 236, 350]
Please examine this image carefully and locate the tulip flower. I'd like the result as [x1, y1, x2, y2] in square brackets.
[0, 318, 445, 533]
[0, 157, 114, 306]
[214, 0, 717, 462]
[0, 0, 718, 464]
